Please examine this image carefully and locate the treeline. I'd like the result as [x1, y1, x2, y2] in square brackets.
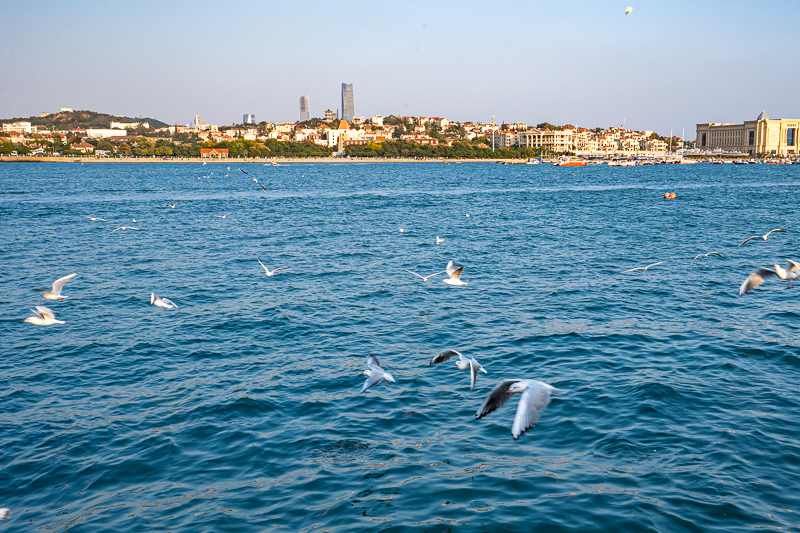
[344, 140, 544, 159]
[3, 110, 167, 130]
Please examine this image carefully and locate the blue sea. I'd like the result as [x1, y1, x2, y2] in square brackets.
[1, 161, 799, 532]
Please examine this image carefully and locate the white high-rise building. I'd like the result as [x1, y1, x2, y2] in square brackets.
[341, 83, 354, 122]
[243, 114, 256, 124]
[299, 95, 310, 122]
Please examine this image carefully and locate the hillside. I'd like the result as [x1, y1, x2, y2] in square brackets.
[1, 110, 169, 129]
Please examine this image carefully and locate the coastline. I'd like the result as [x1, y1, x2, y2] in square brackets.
[0, 156, 513, 164]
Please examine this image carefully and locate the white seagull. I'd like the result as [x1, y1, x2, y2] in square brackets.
[257, 259, 289, 277]
[691, 252, 724, 266]
[739, 260, 800, 296]
[476, 379, 564, 439]
[436, 236, 445, 244]
[111, 226, 140, 233]
[35, 273, 78, 300]
[166, 203, 180, 209]
[23, 306, 66, 326]
[738, 229, 788, 247]
[0, 508, 9, 521]
[150, 293, 179, 310]
[429, 349, 487, 389]
[360, 354, 396, 393]
[213, 213, 232, 219]
[239, 167, 268, 193]
[404, 269, 446, 282]
[623, 261, 664, 273]
[442, 259, 467, 286]
[86, 216, 107, 221]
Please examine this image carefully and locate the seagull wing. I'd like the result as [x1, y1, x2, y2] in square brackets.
[766, 229, 788, 237]
[622, 266, 644, 273]
[257, 259, 269, 274]
[425, 270, 446, 279]
[708, 252, 724, 258]
[451, 266, 464, 280]
[238, 167, 252, 178]
[272, 267, 289, 273]
[51, 273, 78, 294]
[254, 178, 268, 193]
[645, 262, 664, 270]
[35, 306, 57, 319]
[739, 267, 778, 297]
[404, 269, 424, 280]
[786, 259, 800, 272]
[445, 259, 456, 277]
[476, 379, 521, 420]
[360, 372, 384, 393]
[429, 349, 462, 366]
[161, 297, 178, 309]
[30, 308, 44, 319]
[511, 380, 554, 439]
[468, 358, 484, 390]
[691, 255, 703, 266]
[738, 235, 759, 247]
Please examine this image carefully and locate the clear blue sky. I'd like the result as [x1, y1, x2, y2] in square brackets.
[1, 0, 798, 137]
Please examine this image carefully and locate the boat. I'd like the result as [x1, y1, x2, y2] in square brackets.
[554, 160, 587, 167]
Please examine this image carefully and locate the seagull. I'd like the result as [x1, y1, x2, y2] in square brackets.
[0, 508, 9, 521]
[476, 379, 564, 439]
[739, 260, 800, 296]
[202, 161, 207, 166]
[111, 226, 140, 233]
[23, 306, 65, 326]
[360, 354, 395, 393]
[150, 293, 179, 310]
[738, 229, 788, 247]
[404, 269, 446, 282]
[166, 203, 180, 209]
[429, 349, 487, 389]
[436, 236, 445, 244]
[691, 252, 725, 266]
[399, 227, 404, 233]
[213, 213, 232, 219]
[35, 273, 78, 300]
[257, 259, 289, 277]
[465, 213, 470, 217]
[86, 216, 107, 221]
[622, 261, 664, 273]
[442, 259, 467, 286]
[239, 167, 268, 193]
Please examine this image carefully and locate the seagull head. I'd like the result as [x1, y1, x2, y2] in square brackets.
[507, 382, 528, 394]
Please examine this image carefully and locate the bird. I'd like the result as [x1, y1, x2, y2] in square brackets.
[132, 218, 137, 222]
[0, 508, 10, 521]
[404, 269, 446, 282]
[150, 293, 179, 310]
[476, 379, 564, 439]
[738, 229, 788, 247]
[35, 273, 78, 300]
[399, 227, 404, 233]
[739, 260, 800, 296]
[23, 306, 65, 326]
[257, 259, 289, 277]
[625, 6, 633, 15]
[360, 354, 395, 393]
[213, 213, 232, 219]
[436, 236, 445, 244]
[429, 349, 487, 389]
[86, 216, 107, 221]
[166, 203, 180, 209]
[691, 252, 725, 266]
[465, 213, 470, 217]
[239, 167, 268, 193]
[111, 226, 140, 233]
[622, 261, 664, 273]
[442, 259, 467, 286]
[202, 161, 207, 166]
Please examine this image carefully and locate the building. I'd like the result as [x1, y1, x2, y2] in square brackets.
[299, 95, 310, 122]
[71, 142, 95, 153]
[325, 109, 337, 122]
[243, 114, 256, 124]
[2, 121, 32, 134]
[110, 121, 148, 129]
[86, 128, 127, 138]
[517, 129, 575, 152]
[696, 111, 799, 156]
[341, 83, 354, 122]
[199, 148, 229, 159]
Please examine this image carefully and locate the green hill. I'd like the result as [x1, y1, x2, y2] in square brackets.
[2, 110, 169, 130]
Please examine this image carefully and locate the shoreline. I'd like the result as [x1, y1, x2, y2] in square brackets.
[0, 156, 512, 164]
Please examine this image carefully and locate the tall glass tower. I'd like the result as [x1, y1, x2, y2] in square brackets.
[299, 95, 310, 122]
[341, 83, 354, 122]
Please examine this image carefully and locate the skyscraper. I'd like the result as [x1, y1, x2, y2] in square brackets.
[341, 83, 354, 122]
[243, 114, 255, 124]
[299, 95, 310, 122]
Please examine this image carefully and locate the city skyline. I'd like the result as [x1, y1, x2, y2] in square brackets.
[1, 1, 799, 138]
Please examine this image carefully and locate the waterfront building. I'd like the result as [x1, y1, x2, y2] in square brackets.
[517, 129, 574, 153]
[199, 148, 229, 159]
[243, 114, 256, 124]
[696, 111, 799, 156]
[299, 95, 310, 122]
[341, 83, 354, 122]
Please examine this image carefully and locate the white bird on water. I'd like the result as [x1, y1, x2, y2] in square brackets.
[691, 252, 724, 266]
[623, 261, 664, 273]
[738, 229, 788, 247]
[436, 236, 445, 244]
[213, 213, 231, 219]
[0, 508, 10, 521]
[24, 306, 65, 326]
[150, 293, 179, 310]
[111, 226, 140, 233]
[360, 354, 395, 393]
[476, 379, 564, 439]
[86, 216, 107, 221]
[739, 259, 800, 296]
[404, 269, 446, 282]
[429, 349, 487, 389]
[257, 259, 289, 277]
[442, 259, 467, 286]
[35, 273, 78, 300]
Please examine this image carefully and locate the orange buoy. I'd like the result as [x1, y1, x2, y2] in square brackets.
[664, 193, 670, 199]
[669, 192, 677, 199]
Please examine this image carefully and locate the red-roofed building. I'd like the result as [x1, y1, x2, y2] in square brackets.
[200, 148, 229, 159]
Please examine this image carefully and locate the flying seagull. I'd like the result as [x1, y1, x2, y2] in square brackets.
[35, 273, 78, 300]
[166, 203, 180, 209]
[111, 227, 140, 233]
[429, 349, 487, 389]
[360, 354, 395, 393]
[257, 259, 289, 277]
[443, 259, 467, 286]
[404, 269, 446, 282]
[213, 213, 232, 219]
[23, 306, 65, 326]
[86, 216, 107, 221]
[622, 261, 664, 273]
[739, 259, 800, 296]
[150, 293, 179, 310]
[436, 236, 445, 244]
[0, 508, 9, 521]
[476, 379, 564, 439]
[239, 167, 268, 193]
[691, 252, 725, 266]
[738, 229, 788, 247]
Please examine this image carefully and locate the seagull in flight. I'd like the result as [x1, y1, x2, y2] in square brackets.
[35, 273, 78, 300]
[738, 229, 788, 247]
[213, 213, 232, 219]
[257, 259, 289, 277]
[429, 349, 487, 389]
[691, 252, 724, 266]
[622, 261, 664, 273]
[166, 203, 180, 209]
[239, 167, 268, 193]
[443, 259, 467, 286]
[23, 306, 65, 326]
[404, 269, 446, 282]
[360, 354, 395, 393]
[476, 379, 564, 440]
[739, 259, 800, 296]
[86, 216, 107, 221]
[150, 293, 179, 310]
[436, 236, 445, 244]
[111, 226, 140, 233]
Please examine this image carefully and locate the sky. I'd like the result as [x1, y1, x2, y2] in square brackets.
[1, 0, 798, 138]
